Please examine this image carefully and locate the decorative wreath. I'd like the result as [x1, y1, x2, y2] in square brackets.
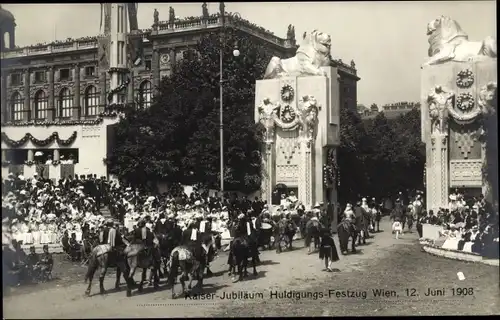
[280, 84, 295, 103]
[24, 160, 35, 166]
[456, 69, 474, 89]
[280, 105, 296, 123]
[456, 92, 475, 112]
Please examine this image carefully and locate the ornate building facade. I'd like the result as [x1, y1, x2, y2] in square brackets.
[1, 4, 358, 181]
[359, 101, 421, 120]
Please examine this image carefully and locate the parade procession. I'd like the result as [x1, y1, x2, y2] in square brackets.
[1, 2, 498, 318]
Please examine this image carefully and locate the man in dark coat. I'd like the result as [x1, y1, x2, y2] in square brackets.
[181, 220, 203, 262]
[354, 202, 366, 245]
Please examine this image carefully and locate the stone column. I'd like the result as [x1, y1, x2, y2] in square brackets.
[27, 149, 34, 162]
[23, 69, 30, 121]
[1, 150, 6, 162]
[47, 66, 55, 120]
[265, 143, 274, 206]
[1, 71, 7, 123]
[72, 64, 81, 119]
[428, 133, 449, 212]
[53, 149, 60, 161]
[300, 138, 314, 208]
[152, 48, 160, 95]
[99, 71, 107, 110]
[127, 70, 134, 105]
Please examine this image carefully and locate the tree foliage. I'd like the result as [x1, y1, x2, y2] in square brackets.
[109, 29, 271, 192]
[338, 107, 425, 202]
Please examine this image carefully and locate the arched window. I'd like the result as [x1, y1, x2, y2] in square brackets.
[85, 85, 100, 116]
[10, 92, 23, 121]
[58, 88, 73, 118]
[4, 32, 10, 50]
[139, 80, 152, 108]
[34, 90, 48, 120]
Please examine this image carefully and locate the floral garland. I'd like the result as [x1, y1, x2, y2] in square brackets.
[25, 160, 34, 166]
[456, 69, 474, 89]
[280, 85, 294, 103]
[323, 154, 339, 187]
[456, 92, 475, 112]
[2, 118, 103, 127]
[51, 160, 61, 166]
[1, 131, 78, 148]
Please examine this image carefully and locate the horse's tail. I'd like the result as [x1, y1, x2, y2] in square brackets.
[84, 250, 98, 283]
[168, 251, 179, 285]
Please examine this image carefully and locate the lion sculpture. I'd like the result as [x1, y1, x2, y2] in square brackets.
[423, 15, 497, 67]
[264, 30, 332, 79]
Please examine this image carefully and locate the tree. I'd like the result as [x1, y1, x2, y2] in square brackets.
[392, 109, 425, 192]
[109, 29, 271, 192]
[338, 106, 370, 202]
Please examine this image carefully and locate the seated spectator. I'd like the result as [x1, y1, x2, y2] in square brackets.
[69, 233, 81, 261]
[61, 231, 70, 254]
[38, 244, 53, 281]
[27, 245, 41, 281]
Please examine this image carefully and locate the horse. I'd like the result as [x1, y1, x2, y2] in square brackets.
[304, 218, 322, 254]
[123, 242, 161, 297]
[84, 244, 128, 296]
[228, 219, 259, 281]
[229, 235, 258, 282]
[167, 245, 207, 299]
[337, 220, 358, 255]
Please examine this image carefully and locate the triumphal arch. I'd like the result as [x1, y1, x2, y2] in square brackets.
[255, 30, 341, 225]
[421, 15, 497, 211]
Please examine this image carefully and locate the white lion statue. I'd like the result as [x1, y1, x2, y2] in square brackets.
[423, 15, 496, 67]
[264, 30, 331, 79]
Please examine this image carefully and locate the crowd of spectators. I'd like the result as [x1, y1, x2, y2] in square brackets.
[417, 192, 499, 258]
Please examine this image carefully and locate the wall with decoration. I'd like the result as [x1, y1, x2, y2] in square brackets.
[1, 117, 119, 177]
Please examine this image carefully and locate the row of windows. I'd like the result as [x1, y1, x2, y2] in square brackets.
[9, 67, 96, 86]
[9, 81, 153, 121]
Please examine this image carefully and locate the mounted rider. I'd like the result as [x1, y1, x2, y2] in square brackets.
[133, 219, 160, 262]
[181, 219, 203, 263]
[199, 211, 215, 276]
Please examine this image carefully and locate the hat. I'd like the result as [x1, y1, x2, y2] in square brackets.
[18, 175, 25, 181]
[194, 200, 202, 207]
[238, 213, 245, 219]
[33, 172, 38, 176]
[449, 194, 457, 201]
[126, 187, 132, 191]
[362, 198, 367, 202]
[313, 202, 321, 209]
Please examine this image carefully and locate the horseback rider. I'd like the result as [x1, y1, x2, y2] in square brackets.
[133, 219, 160, 262]
[200, 212, 215, 276]
[181, 219, 203, 263]
[343, 203, 356, 229]
[354, 201, 367, 245]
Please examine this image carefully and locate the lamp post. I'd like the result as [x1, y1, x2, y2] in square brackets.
[219, 2, 240, 202]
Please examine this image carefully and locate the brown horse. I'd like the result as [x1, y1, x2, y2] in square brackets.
[84, 244, 128, 296]
[167, 245, 207, 299]
[124, 243, 161, 297]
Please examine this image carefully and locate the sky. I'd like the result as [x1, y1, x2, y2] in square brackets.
[2, 1, 496, 107]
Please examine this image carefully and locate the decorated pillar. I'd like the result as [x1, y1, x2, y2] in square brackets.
[298, 95, 319, 208]
[72, 63, 81, 120]
[257, 99, 277, 207]
[27, 149, 34, 162]
[99, 71, 107, 113]
[23, 69, 30, 121]
[47, 66, 55, 120]
[53, 149, 60, 161]
[425, 86, 453, 211]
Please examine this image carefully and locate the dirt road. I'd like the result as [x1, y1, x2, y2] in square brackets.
[4, 218, 498, 318]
